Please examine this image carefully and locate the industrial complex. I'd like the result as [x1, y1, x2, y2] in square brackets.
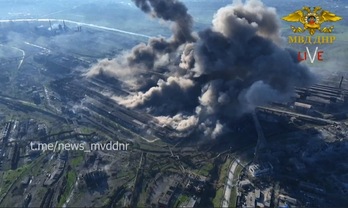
[0, 2, 348, 207]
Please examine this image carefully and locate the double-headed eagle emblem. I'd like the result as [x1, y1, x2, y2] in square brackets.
[282, 7, 342, 36]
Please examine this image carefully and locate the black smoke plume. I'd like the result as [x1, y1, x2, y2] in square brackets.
[86, 0, 315, 139]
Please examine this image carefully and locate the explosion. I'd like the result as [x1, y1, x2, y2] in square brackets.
[85, 0, 314, 139]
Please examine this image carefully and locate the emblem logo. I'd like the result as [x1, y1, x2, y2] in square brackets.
[282, 6, 342, 36]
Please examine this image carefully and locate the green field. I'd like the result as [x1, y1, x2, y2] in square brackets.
[212, 157, 232, 207]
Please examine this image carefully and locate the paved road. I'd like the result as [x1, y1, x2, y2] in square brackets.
[222, 160, 238, 208]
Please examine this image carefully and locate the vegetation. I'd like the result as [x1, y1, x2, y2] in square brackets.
[198, 162, 214, 177]
[230, 164, 243, 207]
[174, 194, 190, 208]
[57, 170, 77, 207]
[136, 180, 149, 208]
[213, 188, 224, 207]
[0, 154, 47, 202]
[212, 157, 232, 207]
[70, 153, 84, 167]
[79, 127, 96, 134]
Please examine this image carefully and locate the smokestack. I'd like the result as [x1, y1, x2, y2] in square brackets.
[63, 20, 67, 31]
[339, 76, 344, 89]
[49, 20, 52, 29]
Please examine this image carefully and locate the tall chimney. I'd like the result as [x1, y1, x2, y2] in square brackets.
[339, 76, 344, 89]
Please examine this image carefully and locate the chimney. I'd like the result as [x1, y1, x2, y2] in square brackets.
[339, 76, 344, 89]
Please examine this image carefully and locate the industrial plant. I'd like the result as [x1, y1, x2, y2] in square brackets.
[0, 0, 347, 207]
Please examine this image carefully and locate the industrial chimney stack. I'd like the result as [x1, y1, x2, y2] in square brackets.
[339, 76, 344, 89]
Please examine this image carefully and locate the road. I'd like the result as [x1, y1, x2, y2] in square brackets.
[0, 44, 26, 70]
[222, 160, 238, 208]
[24, 41, 51, 52]
[10, 46, 25, 70]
